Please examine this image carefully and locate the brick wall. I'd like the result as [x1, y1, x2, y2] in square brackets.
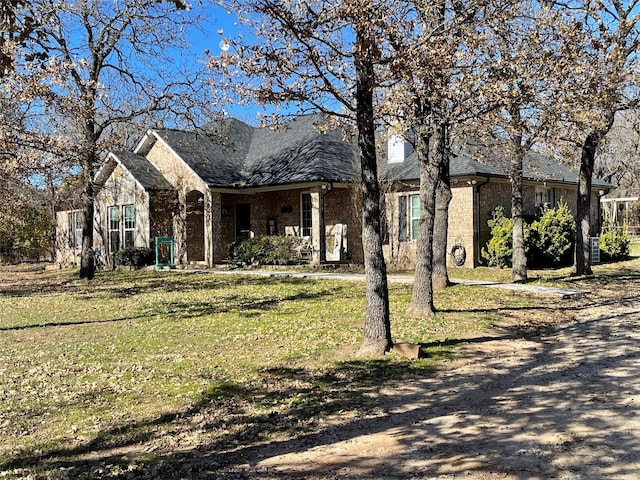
[217, 186, 361, 264]
[448, 185, 476, 268]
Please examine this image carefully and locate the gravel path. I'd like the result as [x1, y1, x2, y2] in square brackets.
[252, 283, 640, 479]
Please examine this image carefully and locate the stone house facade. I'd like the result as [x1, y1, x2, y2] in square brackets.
[55, 115, 608, 269]
[56, 114, 361, 267]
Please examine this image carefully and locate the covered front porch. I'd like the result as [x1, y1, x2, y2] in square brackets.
[192, 183, 360, 267]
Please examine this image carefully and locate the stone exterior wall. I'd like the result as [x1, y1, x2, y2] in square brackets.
[94, 164, 151, 265]
[55, 210, 82, 267]
[56, 165, 153, 267]
[447, 185, 476, 268]
[146, 139, 207, 193]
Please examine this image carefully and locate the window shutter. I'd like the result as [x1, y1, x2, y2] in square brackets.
[398, 195, 407, 242]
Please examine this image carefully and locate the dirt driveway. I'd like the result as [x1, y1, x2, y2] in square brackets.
[245, 277, 640, 479]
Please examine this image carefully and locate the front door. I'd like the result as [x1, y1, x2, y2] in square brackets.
[235, 204, 251, 240]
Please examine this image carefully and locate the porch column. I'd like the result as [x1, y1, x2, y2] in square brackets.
[173, 190, 187, 265]
[210, 192, 223, 265]
[310, 190, 322, 265]
[203, 191, 214, 267]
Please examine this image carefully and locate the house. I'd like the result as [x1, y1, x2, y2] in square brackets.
[56, 114, 362, 267]
[55, 114, 609, 269]
[382, 136, 610, 267]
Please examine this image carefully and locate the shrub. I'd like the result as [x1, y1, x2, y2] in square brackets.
[228, 236, 307, 266]
[527, 200, 576, 267]
[482, 206, 513, 268]
[483, 202, 576, 268]
[599, 219, 630, 261]
[114, 247, 155, 268]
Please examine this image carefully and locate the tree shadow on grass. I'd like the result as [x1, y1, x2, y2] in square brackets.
[5, 309, 640, 479]
[0, 287, 342, 331]
[1, 359, 438, 476]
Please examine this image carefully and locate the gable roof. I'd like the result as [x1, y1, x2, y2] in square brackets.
[125, 115, 609, 191]
[144, 114, 358, 189]
[97, 152, 174, 191]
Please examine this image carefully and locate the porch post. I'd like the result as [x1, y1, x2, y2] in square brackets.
[203, 190, 214, 267]
[173, 189, 187, 265]
[210, 192, 223, 265]
[310, 190, 322, 265]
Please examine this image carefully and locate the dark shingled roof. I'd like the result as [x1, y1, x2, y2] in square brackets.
[383, 140, 611, 188]
[112, 151, 174, 191]
[126, 115, 609, 191]
[153, 113, 358, 188]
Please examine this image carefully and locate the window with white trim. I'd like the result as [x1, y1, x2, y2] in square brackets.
[108, 206, 120, 254]
[301, 193, 312, 238]
[409, 194, 421, 241]
[123, 205, 135, 248]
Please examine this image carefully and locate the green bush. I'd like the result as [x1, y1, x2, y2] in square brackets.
[114, 247, 155, 268]
[483, 202, 576, 268]
[527, 201, 576, 267]
[228, 236, 307, 266]
[599, 219, 630, 261]
[482, 206, 513, 268]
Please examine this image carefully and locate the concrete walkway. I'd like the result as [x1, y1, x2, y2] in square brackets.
[208, 268, 588, 298]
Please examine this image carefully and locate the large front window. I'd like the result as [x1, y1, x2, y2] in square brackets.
[409, 194, 421, 241]
[108, 205, 136, 254]
[301, 193, 312, 238]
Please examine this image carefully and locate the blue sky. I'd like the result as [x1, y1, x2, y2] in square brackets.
[187, 3, 267, 124]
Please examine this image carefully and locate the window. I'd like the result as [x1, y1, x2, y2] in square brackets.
[67, 211, 83, 248]
[108, 206, 120, 254]
[535, 187, 552, 208]
[123, 205, 135, 248]
[301, 193, 312, 238]
[410, 194, 421, 241]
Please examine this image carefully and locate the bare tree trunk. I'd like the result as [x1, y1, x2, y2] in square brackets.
[511, 148, 527, 283]
[79, 178, 95, 280]
[574, 132, 597, 276]
[432, 122, 451, 289]
[574, 110, 616, 276]
[354, 24, 392, 358]
[408, 124, 438, 317]
[409, 0, 447, 312]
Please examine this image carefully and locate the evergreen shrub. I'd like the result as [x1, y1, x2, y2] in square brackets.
[599, 219, 630, 261]
[482, 206, 514, 268]
[527, 201, 576, 267]
[228, 236, 306, 266]
[483, 201, 576, 268]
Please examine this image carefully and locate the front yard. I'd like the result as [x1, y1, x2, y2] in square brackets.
[0, 258, 637, 478]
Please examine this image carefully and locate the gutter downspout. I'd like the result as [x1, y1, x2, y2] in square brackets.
[475, 177, 490, 266]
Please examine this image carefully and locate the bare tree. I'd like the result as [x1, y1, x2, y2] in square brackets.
[210, 0, 393, 355]
[11, 0, 213, 279]
[467, 1, 569, 282]
[557, 1, 640, 275]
